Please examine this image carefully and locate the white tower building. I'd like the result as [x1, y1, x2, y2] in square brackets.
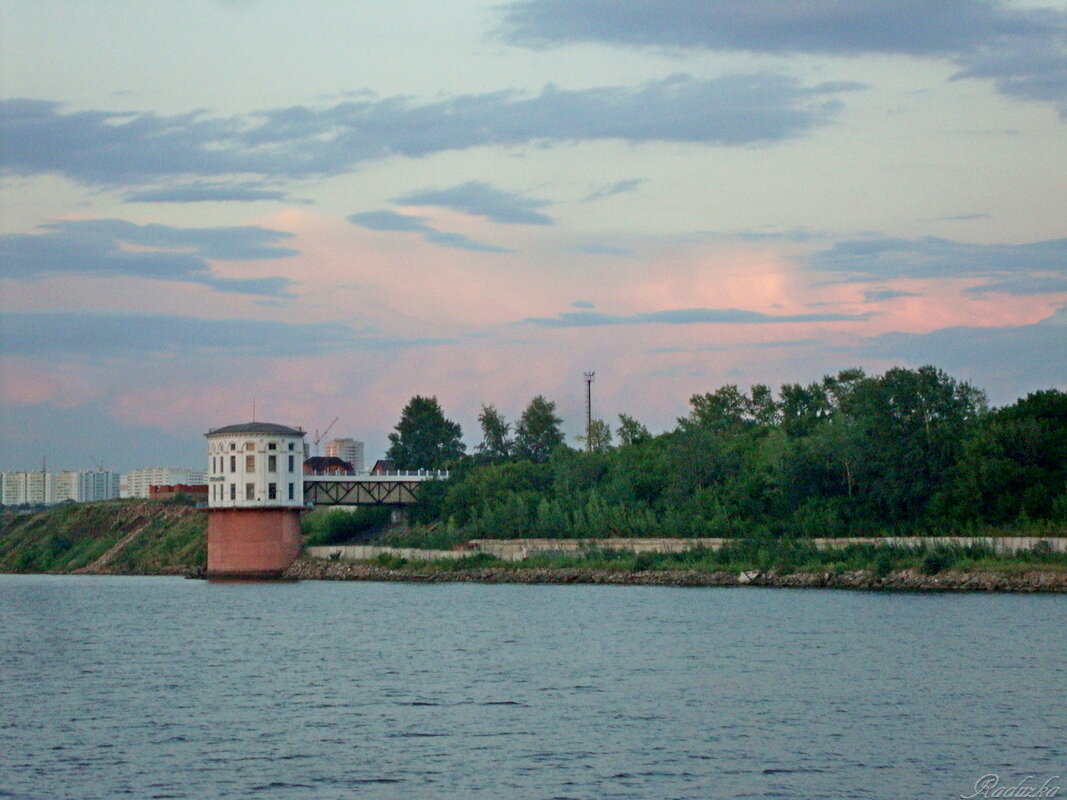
[205, 422, 307, 509]
[203, 421, 308, 579]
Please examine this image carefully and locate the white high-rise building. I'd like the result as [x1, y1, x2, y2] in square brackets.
[2, 472, 28, 506]
[121, 467, 206, 499]
[1, 470, 121, 505]
[325, 438, 364, 471]
[54, 471, 80, 503]
[25, 471, 54, 505]
[85, 471, 121, 501]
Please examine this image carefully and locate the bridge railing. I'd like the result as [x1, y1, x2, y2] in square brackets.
[302, 469, 450, 479]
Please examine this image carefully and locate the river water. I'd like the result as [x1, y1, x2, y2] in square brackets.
[0, 575, 1063, 800]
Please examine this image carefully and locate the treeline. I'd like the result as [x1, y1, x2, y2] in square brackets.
[382, 366, 1067, 543]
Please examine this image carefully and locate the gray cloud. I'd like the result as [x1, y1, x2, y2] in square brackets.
[520, 307, 871, 327]
[964, 275, 1067, 295]
[808, 236, 1067, 294]
[0, 219, 297, 296]
[953, 40, 1067, 115]
[499, 1, 1067, 113]
[347, 210, 512, 253]
[394, 181, 553, 225]
[937, 212, 990, 221]
[858, 307, 1067, 402]
[581, 178, 646, 202]
[648, 338, 821, 354]
[0, 311, 455, 358]
[125, 181, 290, 203]
[734, 228, 828, 243]
[1, 77, 858, 186]
[863, 287, 921, 302]
[577, 244, 635, 256]
[500, 0, 1060, 55]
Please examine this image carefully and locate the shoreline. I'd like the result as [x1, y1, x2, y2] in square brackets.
[4, 561, 1065, 592]
[281, 558, 1067, 592]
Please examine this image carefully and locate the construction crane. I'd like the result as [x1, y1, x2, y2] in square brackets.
[313, 417, 340, 457]
[89, 455, 107, 471]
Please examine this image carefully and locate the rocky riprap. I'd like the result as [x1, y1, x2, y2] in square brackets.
[283, 558, 1067, 592]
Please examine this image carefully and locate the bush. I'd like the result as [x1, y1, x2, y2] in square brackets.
[373, 552, 408, 569]
[303, 506, 392, 545]
[873, 551, 895, 577]
[920, 551, 948, 575]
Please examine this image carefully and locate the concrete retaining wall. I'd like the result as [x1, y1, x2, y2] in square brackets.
[305, 545, 465, 562]
[469, 536, 1067, 561]
[306, 536, 1067, 565]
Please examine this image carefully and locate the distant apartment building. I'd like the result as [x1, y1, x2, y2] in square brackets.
[324, 438, 364, 472]
[53, 471, 78, 503]
[1, 470, 121, 505]
[85, 470, 121, 501]
[1, 472, 29, 505]
[121, 467, 206, 499]
[59, 471, 120, 502]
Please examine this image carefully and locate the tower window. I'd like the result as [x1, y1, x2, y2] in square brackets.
[230, 455, 236, 473]
[246, 455, 255, 473]
[288, 455, 294, 472]
[268, 443, 276, 450]
[268, 483, 277, 500]
[230, 483, 236, 500]
[246, 483, 254, 500]
[288, 482, 294, 500]
[268, 455, 277, 473]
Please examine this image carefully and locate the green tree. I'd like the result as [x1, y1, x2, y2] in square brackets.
[848, 366, 986, 521]
[680, 384, 747, 431]
[577, 418, 613, 453]
[933, 389, 1067, 522]
[745, 384, 780, 426]
[476, 404, 512, 462]
[514, 395, 565, 462]
[386, 395, 466, 470]
[779, 381, 831, 437]
[616, 413, 651, 446]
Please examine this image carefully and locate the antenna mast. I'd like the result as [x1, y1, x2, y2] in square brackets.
[583, 371, 595, 452]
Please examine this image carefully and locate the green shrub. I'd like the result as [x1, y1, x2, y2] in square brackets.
[373, 552, 408, 569]
[920, 551, 948, 575]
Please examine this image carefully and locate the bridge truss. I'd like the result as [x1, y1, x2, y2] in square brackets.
[303, 472, 447, 506]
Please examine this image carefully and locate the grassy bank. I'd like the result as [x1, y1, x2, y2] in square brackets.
[3, 501, 1065, 590]
[0, 500, 206, 574]
[344, 539, 1067, 577]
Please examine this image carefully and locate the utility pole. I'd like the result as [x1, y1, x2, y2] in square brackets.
[583, 371, 595, 452]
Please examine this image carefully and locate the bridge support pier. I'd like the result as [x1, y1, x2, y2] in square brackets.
[206, 507, 303, 580]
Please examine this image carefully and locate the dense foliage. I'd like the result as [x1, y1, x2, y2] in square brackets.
[385, 395, 466, 469]
[0, 501, 205, 572]
[401, 367, 1067, 542]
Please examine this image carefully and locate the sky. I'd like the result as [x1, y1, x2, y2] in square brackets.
[1, 0, 1066, 472]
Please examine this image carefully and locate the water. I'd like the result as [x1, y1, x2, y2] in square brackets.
[0, 576, 1063, 800]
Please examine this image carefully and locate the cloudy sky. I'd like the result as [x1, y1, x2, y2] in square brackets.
[2, 0, 1066, 471]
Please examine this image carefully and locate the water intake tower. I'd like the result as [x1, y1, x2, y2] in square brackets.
[205, 422, 307, 579]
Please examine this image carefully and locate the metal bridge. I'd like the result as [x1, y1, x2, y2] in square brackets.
[303, 471, 448, 506]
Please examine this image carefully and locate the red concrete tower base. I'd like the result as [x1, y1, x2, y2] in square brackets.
[207, 507, 303, 579]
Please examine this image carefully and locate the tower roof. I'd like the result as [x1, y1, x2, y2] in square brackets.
[205, 422, 305, 437]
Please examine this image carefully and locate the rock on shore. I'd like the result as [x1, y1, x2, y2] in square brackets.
[283, 558, 1067, 592]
